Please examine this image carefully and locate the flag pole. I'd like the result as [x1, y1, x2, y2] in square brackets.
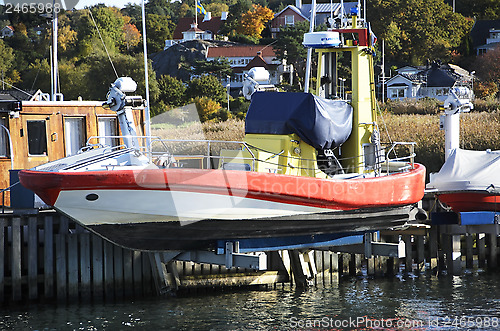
[195, 0, 198, 26]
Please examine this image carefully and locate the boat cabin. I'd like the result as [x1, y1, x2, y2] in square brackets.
[0, 92, 144, 205]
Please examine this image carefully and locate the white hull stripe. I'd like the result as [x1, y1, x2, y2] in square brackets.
[54, 189, 335, 226]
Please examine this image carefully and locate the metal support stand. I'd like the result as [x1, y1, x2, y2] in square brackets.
[148, 243, 267, 295]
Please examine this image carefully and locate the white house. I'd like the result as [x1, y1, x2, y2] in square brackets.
[476, 28, 500, 55]
[1, 26, 14, 38]
[386, 63, 473, 101]
[206, 45, 282, 89]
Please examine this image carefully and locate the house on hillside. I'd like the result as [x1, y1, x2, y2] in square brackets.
[270, 1, 358, 37]
[386, 63, 473, 101]
[470, 19, 500, 55]
[1, 26, 14, 38]
[165, 12, 227, 49]
[206, 45, 284, 90]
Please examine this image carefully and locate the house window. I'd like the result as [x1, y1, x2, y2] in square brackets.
[27, 120, 47, 156]
[285, 15, 294, 25]
[98, 117, 118, 147]
[64, 117, 86, 156]
[0, 117, 9, 157]
[389, 87, 406, 99]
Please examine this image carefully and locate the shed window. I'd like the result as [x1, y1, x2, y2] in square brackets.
[0, 117, 9, 157]
[285, 15, 294, 25]
[64, 117, 86, 156]
[98, 117, 118, 147]
[27, 120, 47, 156]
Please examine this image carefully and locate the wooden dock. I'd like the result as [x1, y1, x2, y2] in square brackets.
[0, 206, 499, 303]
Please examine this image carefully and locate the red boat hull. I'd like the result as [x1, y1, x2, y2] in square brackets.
[437, 191, 500, 213]
[19, 164, 426, 211]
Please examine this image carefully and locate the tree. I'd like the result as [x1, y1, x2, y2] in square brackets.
[368, 0, 473, 64]
[57, 15, 78, 53]
[146, 14, 174, 53]
[123, 23, 141, 51]
[194, 96, 222, 122]
[186, 75, 226, 104]
[273, 21, 310, 87]
[220, 0, 253, 36]
[157, 74, 186, 108]
[0, 39, 19, 85]
[205, 3, 229, 17]
[455, 0, 500, 19]
[191, 58, 233, 81]
[71, 6, 127, 56]
[474, 44, 500, 98]
[237, 4, 274, 40]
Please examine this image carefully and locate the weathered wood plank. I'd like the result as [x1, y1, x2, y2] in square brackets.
[478, 233, 486, 268]
[44, 215, 54, 299]
[92, 235, 104, 300]
[80, 233, 91, 301]
[12, 217, 22, 301]
[488, 234, 498, 269]
[403, 235, 413, 272]
[103, 241, 114, 301]
[67, 233, 79, 300]
[28, 216, 38, 300]
[465, 234, 474, 269]
[142, 252, 153, 295]
[0, 218, 5, 302]
[113, 245, 123, 300]
[58, 215, 69, 234]
[132, 251, 143, 297]
[55, 234, 67, 302]
[123, 249, 133, 298]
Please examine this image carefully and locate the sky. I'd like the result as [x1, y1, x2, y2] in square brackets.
[74, 0, 142, 9]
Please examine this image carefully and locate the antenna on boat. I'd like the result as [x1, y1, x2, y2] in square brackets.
[141, 0, 152, 153]
[51, 0, 58, 101]
[303, 0, 317, 93]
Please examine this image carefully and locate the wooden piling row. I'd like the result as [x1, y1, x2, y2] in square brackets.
[0, 209, 499, 302]
[0, 211, 154, 303]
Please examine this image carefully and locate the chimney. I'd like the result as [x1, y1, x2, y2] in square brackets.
[295, 0, 302, 8]
[203, 12, 211, 22]
[221, 11, 228, 20]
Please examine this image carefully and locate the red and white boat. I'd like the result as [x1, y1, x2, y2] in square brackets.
[19, 11, 426, 251]
[428, 148, 500, 212]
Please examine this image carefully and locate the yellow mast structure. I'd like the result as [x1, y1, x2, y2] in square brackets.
[313, 10, 377, 174]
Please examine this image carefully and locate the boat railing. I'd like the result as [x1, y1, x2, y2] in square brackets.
[85, 136, 417, 175]
[149, 138, 257, 170]
[383, 142, 416, 173]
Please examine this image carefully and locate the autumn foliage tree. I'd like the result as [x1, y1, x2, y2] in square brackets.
[237, 4, 274, 40]
[474, 44, 500, 98]
[123, 23, 141, 51]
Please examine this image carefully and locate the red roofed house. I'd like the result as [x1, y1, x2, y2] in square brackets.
[1, 26, 14, 38]
[206, 45, 284, 89]
[165, 12, 227, 49]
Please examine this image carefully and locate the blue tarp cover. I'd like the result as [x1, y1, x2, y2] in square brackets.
[245, 92, 353, 149]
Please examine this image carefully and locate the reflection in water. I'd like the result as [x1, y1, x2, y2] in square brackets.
[1, 272, 500, 330]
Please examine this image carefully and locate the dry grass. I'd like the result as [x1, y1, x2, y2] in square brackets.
[151, 112, 500, 174]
